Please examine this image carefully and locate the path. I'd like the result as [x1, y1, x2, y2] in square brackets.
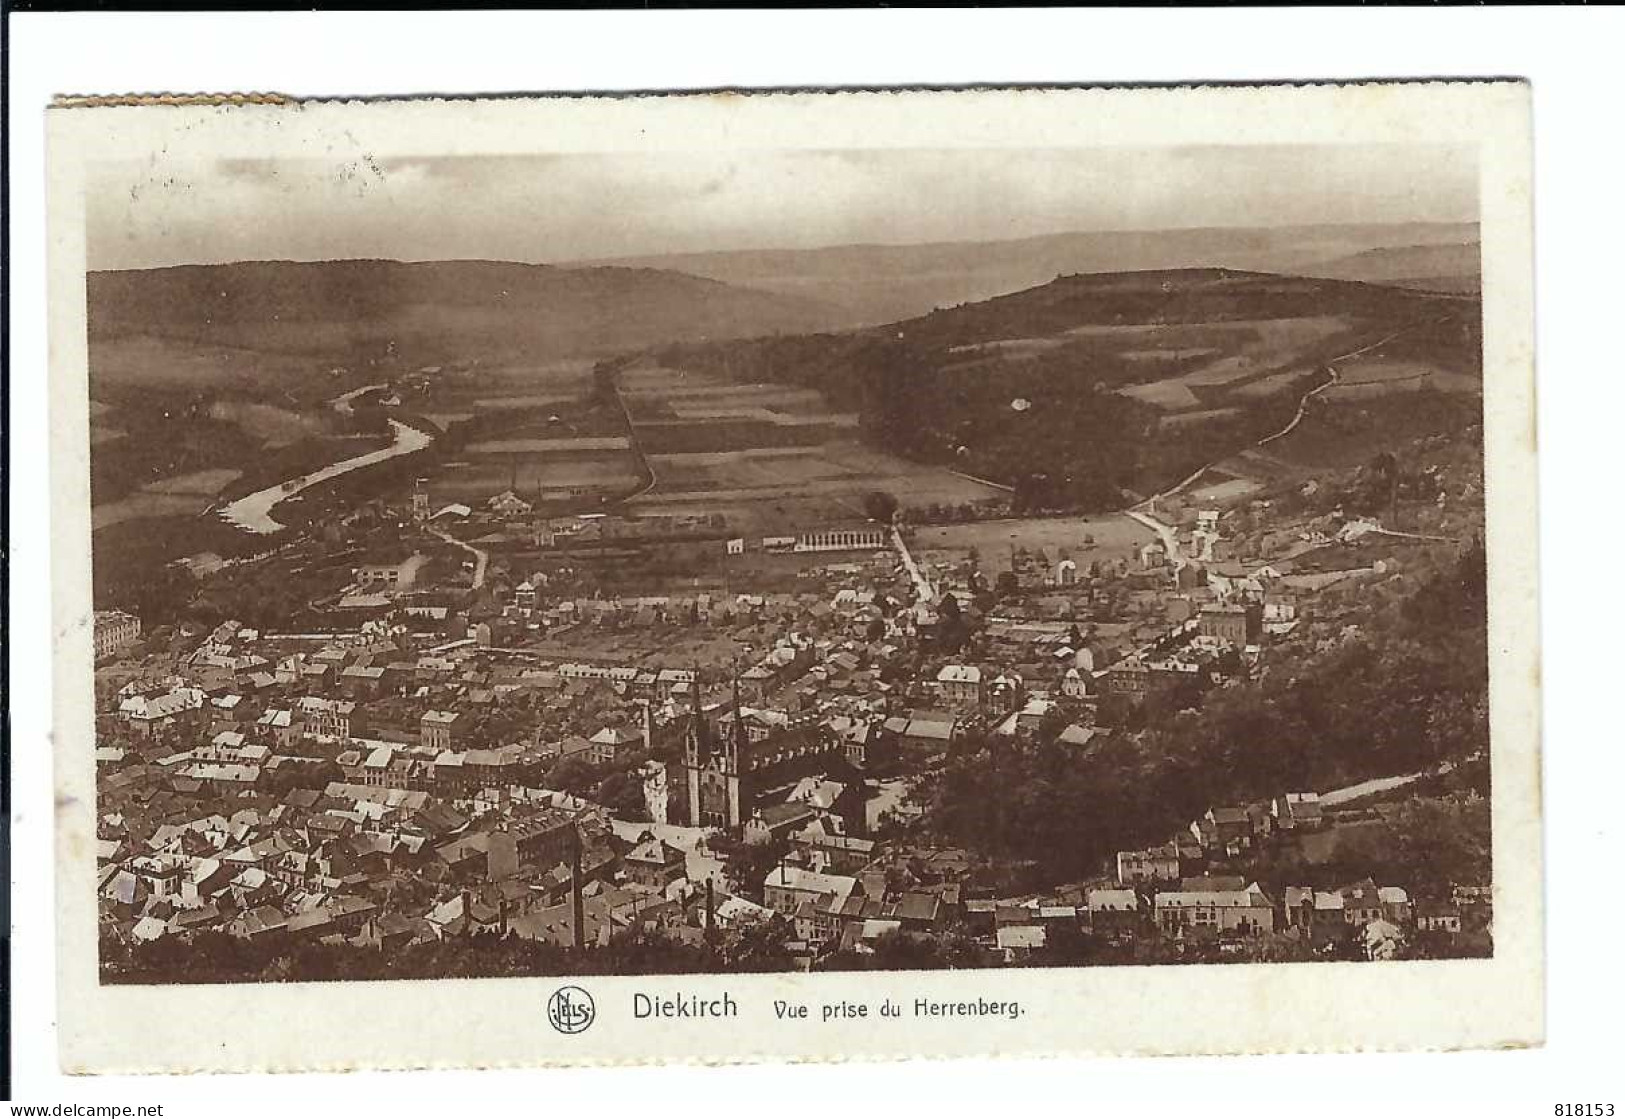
[428, 524, 489, 590]
[1319, 756, 1466, 807]
[603, 370, 659, 504]
[891, 525, 935, 602]
[218, 419, 434, 535]
[329, 383, 390, 416]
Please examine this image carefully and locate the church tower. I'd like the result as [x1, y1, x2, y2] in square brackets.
[682, 666, 753, 831]
[721, 672, 748, 828]
[682, 666, 708, 827]
[412, 477, 430, 524]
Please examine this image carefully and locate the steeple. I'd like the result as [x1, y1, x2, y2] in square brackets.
[729, 662, 749, 758]
[685, 663, 711, 766]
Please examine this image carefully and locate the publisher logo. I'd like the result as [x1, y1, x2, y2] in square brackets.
[548, 985, 596, 1035]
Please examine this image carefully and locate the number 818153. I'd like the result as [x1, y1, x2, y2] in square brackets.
[1556, 1106, 1614, 1117]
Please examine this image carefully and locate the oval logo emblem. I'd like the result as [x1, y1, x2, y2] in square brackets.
[548, 985, 596, 1035]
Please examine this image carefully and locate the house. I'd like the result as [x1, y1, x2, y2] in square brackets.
[1273, 792, 1324, 831]
[1197, 603, 1261, 646]
[1415, 901, 1463, 933]
[355, 554, 425, 592]
[1059, 667, 1090, 699]
[487, 490, 533, 517]
[1086, 888, 1141, 938]
[1116, 845, 1181, 886]
[1103, 654, 1153, 700]
[785, 776, 867, 838]
[622, 837, 686, 892]
[1154, 883, 1275, 937]
[933, 664, 984, 709]
[1191, 806, 1253, 855]
[762, 865, 859, 920]
[996, 924, 1047, 956]
[587, 725, 643, 767]
[1056, 722, 1102, 750]
[420, 709, 462, 751]
[297, 696, 358, 740]
[119, 685, 205, 738]
[891, 891, 945, 933]
[791, 823, 876, 875]
[883, 710, 962, 756]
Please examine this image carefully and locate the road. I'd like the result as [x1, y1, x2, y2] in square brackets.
[329, 383, 390, 416]
[602, 369, 659, 504]
[1319, 755, 1469, 807]
[1125, 320, 1439, 559]
[891, 525, 935, 602]
[428, 524, 489, 590]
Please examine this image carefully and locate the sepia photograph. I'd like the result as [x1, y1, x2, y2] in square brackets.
[45, 82, 1540, 1070]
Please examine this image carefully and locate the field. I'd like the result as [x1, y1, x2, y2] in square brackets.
[618, 357, 1006, 535]
[1322, 359, 1480, 402]
[1113, 315, 1360, 413]
[909, 514, 1154, 571]
[432, 455, 644, 503]
[91, 468, 244, 530]
[87, 334, 329, 395]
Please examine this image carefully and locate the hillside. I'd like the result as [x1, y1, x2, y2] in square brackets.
[656, 268, 1481, 512]
[578, 222, 1479, 326]
[86, 259, 846, 373]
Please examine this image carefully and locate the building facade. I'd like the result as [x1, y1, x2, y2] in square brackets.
[94, 610, 142, 660]
[794, 526, 888, 553]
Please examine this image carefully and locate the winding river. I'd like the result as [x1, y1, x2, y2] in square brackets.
[218, 419, 434, 535]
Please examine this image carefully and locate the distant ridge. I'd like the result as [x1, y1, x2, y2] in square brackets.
[570, 222, 1481, 325]
[86, 258, 847, 364]
[1294, 242, 1482, 294]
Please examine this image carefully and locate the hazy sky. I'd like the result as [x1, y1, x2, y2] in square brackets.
[87, 144, 1478, 271]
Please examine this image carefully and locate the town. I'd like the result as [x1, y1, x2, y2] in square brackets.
[91, 401, 1492, 980]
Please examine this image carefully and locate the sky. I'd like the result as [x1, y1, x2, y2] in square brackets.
[86, 144, 1479, 271]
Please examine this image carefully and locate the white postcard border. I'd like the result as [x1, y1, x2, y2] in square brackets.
[48, 81, 1541, 1072]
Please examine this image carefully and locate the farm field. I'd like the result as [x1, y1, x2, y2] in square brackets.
[87, 334, 331, 395]
[1115, 315, 1360, 413]
[1322, 358, 1480, 402]
[618, 357, 1006, 535]
[465, 436, 632, 454]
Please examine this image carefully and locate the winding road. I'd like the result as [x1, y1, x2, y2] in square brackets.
[1125, 319, 1440, 557]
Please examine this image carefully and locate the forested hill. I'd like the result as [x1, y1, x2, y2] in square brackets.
[656, 269, 1479, 512]
[87, 259, 846, 366]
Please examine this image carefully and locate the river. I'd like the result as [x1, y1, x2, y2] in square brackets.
[218, 419, 434, 535]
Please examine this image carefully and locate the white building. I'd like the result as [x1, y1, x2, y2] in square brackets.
[794, 526, 888, 553]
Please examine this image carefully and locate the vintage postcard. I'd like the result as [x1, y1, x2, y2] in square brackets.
[47, 81, 1540, 1072]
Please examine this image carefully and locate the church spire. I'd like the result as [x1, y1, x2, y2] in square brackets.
[729, 661, 748, 755]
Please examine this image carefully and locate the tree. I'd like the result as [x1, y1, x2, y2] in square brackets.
[862, 490, 899, 524]
[715, 837, 790, 902]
